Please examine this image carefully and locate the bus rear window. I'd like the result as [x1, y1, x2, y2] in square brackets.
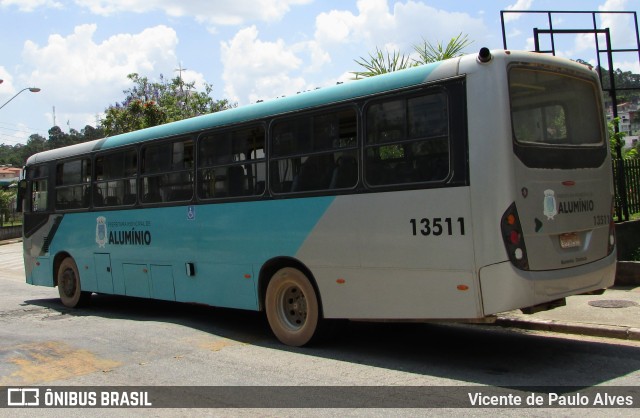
[509, 66, 606, 168]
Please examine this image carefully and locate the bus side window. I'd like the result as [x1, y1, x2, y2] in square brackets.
[28, 167, 49, 213]
[365, 90, 450, 187]
[141, 138, 194, 203]
[55, 158, 92, 210]
[95, 148, 138, 207]
[270, 108, 358, 194]
[198, 125, 266, 199]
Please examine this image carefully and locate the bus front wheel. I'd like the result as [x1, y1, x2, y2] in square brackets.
[57, 257, 91, 308]
[265, 267, 320, 347]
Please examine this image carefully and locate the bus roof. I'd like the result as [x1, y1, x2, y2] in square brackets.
[28, 49, 595, 166]
[26, 58, 458, 165]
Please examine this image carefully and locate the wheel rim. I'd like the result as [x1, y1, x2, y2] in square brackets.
[277, 284, 307, 331]
[60, 268, 77, 298]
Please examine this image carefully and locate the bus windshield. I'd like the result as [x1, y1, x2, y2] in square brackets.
[509, 66, 604, 147]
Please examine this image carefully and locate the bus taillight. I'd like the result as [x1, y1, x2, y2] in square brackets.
[501, 203, 529, 270]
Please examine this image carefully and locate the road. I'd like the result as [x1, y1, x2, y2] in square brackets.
[0, 241, 639, 416]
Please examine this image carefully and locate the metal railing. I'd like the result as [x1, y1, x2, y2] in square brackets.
[613, 159, 640, 221]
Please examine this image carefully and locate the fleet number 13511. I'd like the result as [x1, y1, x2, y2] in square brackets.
[409, 217, 466, 237]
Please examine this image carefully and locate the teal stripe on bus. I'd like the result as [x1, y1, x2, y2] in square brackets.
[54, 196, 336, 262]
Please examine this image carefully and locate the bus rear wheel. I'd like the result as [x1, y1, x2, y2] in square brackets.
[57, 257, 91, 308]
[265, 267, 320, 347]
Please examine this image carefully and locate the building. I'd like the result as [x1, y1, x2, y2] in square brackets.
[606, 101, 639, 150]
[0, 166, 21, 189]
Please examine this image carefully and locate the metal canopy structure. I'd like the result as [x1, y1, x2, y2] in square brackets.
[500, 10, 640, 221]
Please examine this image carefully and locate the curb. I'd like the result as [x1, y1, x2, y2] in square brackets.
[495, 316, 640, 341]
[0, 238, 22, 246]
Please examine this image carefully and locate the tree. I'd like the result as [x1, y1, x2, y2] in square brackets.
[352, 33, 472, 79]
[608, 117, 639, 159]
[102, 73, 234, 136]
[48, 126, 72, 149]
[413, 33, 471, 64]
[352, 48, 415, 79]
[0, 189, 15, 226]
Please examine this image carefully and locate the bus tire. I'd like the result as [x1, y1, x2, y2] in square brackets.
[265, 267, 320, 347]
[57, 257, 91, 308]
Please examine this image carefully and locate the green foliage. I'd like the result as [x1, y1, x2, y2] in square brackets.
[0, 189, 16, 226]
[1, 71, 235, 166]
[102, 73, 234, 136]
[352, 48, 415, 79]
[599, 67, 640, 104]
[413, 33, 472, 64]
[608, 117, 639, 159]
[0, 126, 104, 166]
[351, 33, 472, 79]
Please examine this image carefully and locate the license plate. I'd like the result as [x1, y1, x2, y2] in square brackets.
[559, 233, 581, 249]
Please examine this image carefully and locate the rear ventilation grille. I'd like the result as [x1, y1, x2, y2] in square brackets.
[42, 235, 51, 254]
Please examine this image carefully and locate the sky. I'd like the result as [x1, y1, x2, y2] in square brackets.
[0, 0, 638, 147]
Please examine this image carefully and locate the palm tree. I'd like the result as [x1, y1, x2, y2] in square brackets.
[352, 47, 414, 79]
[413, 33, 471, 64]
[351, 33, 472, 79]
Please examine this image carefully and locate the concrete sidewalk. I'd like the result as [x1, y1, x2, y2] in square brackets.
[496, 285, 640, 341]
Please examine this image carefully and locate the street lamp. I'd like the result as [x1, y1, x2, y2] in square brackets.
[0, 86, 41, 111]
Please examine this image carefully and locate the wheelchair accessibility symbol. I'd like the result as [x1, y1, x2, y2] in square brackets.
[187, 206, 196, 221]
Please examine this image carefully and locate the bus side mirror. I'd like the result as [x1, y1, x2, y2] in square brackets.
[16, 179, 26, 213]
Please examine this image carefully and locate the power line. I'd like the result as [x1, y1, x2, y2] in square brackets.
[0, 126, 44, 137]
[0, 121, 49, 136]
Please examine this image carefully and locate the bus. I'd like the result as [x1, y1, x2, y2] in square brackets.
[20, 48, 616, 346]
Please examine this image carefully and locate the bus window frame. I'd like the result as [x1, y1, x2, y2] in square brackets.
[268, 105, 360, 196]
[508, 64, 608, 169]
[54, 157, 93, 211]
[196, 122, 268, 201]
[26, 164, 51, 214]
[362, 84, 462, 190]
[94, 147, 139, 208]
[139, 136, 195, 205]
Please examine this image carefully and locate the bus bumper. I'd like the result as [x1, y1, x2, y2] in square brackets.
[479, 252, 616, 316]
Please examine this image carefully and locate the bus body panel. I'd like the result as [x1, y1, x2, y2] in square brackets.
[41, 198, 334, 310]
[462, 52, 517, 270]
[296, 189, 474, 270]
[514, 159, 614, 271]
[37, 187, 477, 318]
[480, 252, 615, 315]
[314, 267, 480, 319]
[296, 188, 478, 318]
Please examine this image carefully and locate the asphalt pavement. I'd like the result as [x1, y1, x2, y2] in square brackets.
[2, 237, 639, 341]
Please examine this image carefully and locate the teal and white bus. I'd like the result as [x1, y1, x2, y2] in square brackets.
[20, 48, 616, 346]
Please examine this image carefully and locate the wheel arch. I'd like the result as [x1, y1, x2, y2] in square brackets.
[257, 256, 324, 317]
[52, 251, 73, 287]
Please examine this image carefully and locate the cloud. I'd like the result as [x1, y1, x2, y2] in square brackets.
[315, 0, 486, 51]
[599, 0, 636, 49]
[220, 26, 306, 104]
[73, 0, 312, 25]
[220, 0, 488, 106]
[0, 0, 62, 12]
[503, 0, 534, 23]
[555, 1, 637, 70]
[20, 24, 181, 126]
